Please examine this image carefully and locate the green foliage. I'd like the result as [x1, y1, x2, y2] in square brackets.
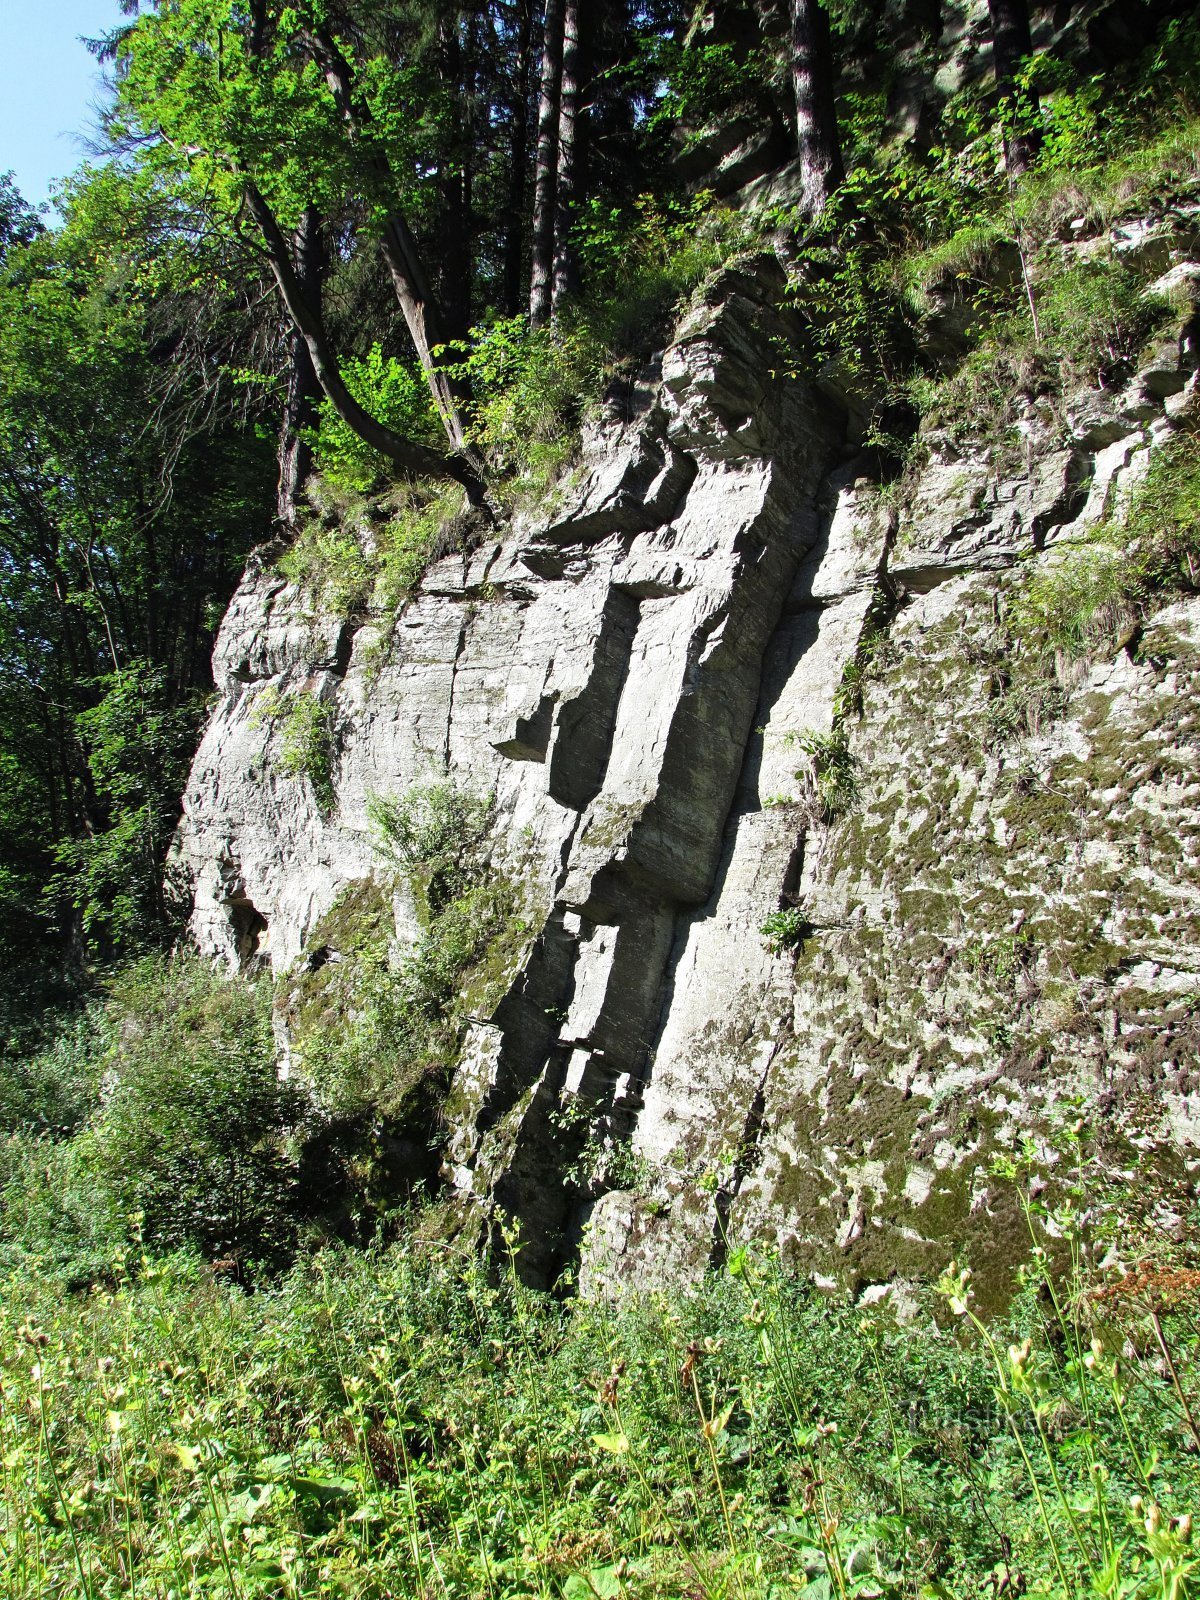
[368, 779, 493, 918]
[0, 161, 271, 968]
[289, 781, 527, 1223]
[1010, 418, 1200, 658]
[760, 905, 810, 954]
[97, 956, 308, 1271]
[791, 726, 859, 823]
[0, 1002, 109, 1141]
[278, 481, 469, 622]
[310, 344, 439, 493]
[1038, 259, 1171, 389]
[0, 1130, 125, 1290]
[48, 664, 200, 951]
[3, 1158, 1199, 1600]
[443, 196, 751, 502]
[252, 687, 338, 814]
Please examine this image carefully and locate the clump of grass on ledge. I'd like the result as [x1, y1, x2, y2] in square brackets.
[2, 1122, 1198, 1600]
[1010, 412, 1200, 660]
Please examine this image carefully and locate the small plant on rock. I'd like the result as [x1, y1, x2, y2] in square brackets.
[760, 904, 810, 954]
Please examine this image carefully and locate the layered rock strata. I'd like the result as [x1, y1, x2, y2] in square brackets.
[175, 247, 1200, 1300]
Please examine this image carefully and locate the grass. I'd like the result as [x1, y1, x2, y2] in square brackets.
[277, 479, 473, 624]
[1, 1152, 1199, 1599]
[1009, 411, 1200, 660]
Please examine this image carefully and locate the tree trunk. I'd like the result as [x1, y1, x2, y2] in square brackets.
[277, 206, 325, 524]
[551, 0, 582, 315]
[503, 0, 535, 315]
[439, 11, 474, 347]
[988, 0, 1039, 176]
[304, 27, 477, 461]
[529, 0, 565, 328]
[244, 183, 484, 499]
[790, 0, 845, 222]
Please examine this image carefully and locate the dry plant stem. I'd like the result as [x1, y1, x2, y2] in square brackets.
[867, 1335, 908, 1579]
[609, 1395, 719, 1600]
[1148, 1308, 1200, 1454]
[1001, 131, 1041, 345]
[34, 1362, 94, 1600]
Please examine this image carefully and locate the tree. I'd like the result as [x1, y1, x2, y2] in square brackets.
[277, 205, 325, 523]
[987, 0, 1040, 175]
[0, 165, 273, 961]
[530, 0, 565, 327]
[789, 0, 845, 220]
[114, 0, 485, 499]
[551, 0, 583, 313]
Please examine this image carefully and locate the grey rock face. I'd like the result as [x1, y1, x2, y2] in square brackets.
[175, 256, 1200, 1299]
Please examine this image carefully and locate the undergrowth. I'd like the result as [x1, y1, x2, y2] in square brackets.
[281, 779, 530, 1228]
[2, 1147, 1199, 1600]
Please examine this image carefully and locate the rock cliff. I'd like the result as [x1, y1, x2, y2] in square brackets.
[174, 226, 1200, 1302]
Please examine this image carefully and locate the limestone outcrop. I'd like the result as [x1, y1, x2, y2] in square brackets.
[174, 235, 1200, 1301]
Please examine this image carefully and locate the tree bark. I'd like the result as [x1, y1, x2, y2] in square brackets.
[244, 183, 483, 498]
[790, 0, 845, 222]
[529, 0, 565, 328]
[988, 0, 1040, 176]
[550, 0, 582, 315]
[439, 11, 474, 347]
[304, 27, 477, 460]
[276, 206, 324, 524]
[503, 0, 535, 315]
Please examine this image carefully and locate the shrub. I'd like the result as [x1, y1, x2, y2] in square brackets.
[289, 781, 528, 1223]
[368, 778, 493, 918]
[97, 955, 309, 1271]
[0, 1130, 124, 1288]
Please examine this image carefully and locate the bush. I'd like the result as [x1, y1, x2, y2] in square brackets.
[97, 956, 310, 1271]
[0, 1130, 124, 1288]
[0, 1000, 109, 1139]
[288, 781, 527, 1224]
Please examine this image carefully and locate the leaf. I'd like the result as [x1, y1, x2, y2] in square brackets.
[565, 1566, 623, 1599]
[590, 1432, 630, 1455]
[162, 1441, 200, 1473]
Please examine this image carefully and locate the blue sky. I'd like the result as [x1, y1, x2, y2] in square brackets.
[2, 2, 124, 209]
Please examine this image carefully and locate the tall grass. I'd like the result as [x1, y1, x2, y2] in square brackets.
[2, 1157, 1198, 1599]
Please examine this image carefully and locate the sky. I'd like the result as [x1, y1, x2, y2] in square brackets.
[1, 1, 125, 210]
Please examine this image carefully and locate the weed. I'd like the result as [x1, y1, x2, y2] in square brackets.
[760, 905, 811, 954]
[790, 726, 860, 823]
[252, 686, 338, 814]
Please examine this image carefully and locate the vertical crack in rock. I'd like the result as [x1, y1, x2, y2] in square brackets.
[443, 607, 472, 773]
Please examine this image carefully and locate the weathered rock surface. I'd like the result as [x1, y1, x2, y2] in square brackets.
[175, 250, 1200, 1301]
